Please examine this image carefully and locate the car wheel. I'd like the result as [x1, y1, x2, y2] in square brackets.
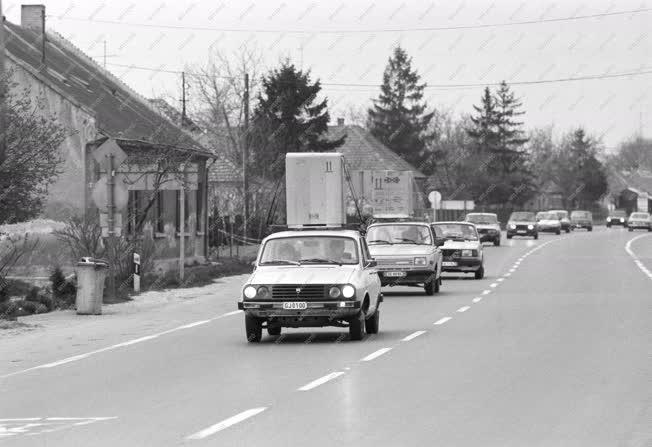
[629, 227, 633, 232]
[565, 228, 570, 233]
[475, 265, 485, 279]
[245, 315, 263, 342]
[534, 233, 539, 240]
[606, 224, 611, 228]
[424, 279, 435, 295]
[556, 229, 561, 235]
[648, 227, 651, 232]
[588, 227, 593, 232]
[365, 310, 379, 334]
[267, 325, 281, 336]
[434, 274, 441, 293]
[349, 311, 365, 341]
[507, 234, 512, 239]
[494, 238, 500, 246]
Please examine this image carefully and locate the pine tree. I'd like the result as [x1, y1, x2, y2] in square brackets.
[250, 61, 344, 180]
[368, 46, 434, 169]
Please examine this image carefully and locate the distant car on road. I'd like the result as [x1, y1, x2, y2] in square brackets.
[570, 210, 593, 231]
[464, 212, 501, 246]
[549, 210, 572, 233]
[366, 222, 443, 295]
[627, 212, 652, 232]
[536, 211, 562, 235]
[507, 211, 538, 239]
[238, 229, 382, 342]
[431, 222, 485, 279]
[606, 209, 628, 228]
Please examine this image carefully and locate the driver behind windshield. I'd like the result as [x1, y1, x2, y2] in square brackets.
[327, 238, 348, 263]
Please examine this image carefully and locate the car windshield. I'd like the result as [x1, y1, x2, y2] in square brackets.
[432, 223, 478, 241]
[366, 225, 433, 245]
[539, 212, 558, 220]
[571, 211, 591, 218]
[630, 213, 650, 219]
[466, 214, 497, 224]
[259, 236, 359, 265]
[510, 212, 535, 221]
[612, 210, 627, 217]
[552, 211, 568, 219]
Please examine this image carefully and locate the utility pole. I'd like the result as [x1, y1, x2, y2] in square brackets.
[106, 153, 116, 300]
[181, 71, 187, 128]
[0, 0, 6, 166]
[242, 72, 250, 244]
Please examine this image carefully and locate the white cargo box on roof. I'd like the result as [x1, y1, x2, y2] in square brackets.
[368, 170, 415, 218]
[286, 152, 346, 228]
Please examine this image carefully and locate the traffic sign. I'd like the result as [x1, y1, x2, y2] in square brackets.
[92, 138, 128, 168]
[428, 191, 442, 208]
[91, 175, 129, 210]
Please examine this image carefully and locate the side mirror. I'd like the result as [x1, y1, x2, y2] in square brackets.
[434, 237, 446, 247]
[250, 260, 257, 266]
[366, 259, 377, 268]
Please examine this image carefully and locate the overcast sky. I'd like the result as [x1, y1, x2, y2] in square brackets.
[4, 0, 651, 149]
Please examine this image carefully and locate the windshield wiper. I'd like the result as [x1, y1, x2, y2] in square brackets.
[368, 239, 392, 245]
[299, 258, 342, 266]
[395, 238, 420, 244]
[262, 259, 300, 266]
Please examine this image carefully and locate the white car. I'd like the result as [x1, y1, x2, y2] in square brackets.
[464, 212, 502, 246]
[366, 222, 443, 295]
[238, 229, 382, 342]
[431, 222, 485, 279]
[536, 211, 562, 235]
[627, 212, 652, 231]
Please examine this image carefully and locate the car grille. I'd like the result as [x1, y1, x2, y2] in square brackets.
[376, 258, 414, 266]
[515, 224, 531, 231]
[477, 228, 488, 234]
[442, 249, 460, 260]
[271, 284, 326, 300]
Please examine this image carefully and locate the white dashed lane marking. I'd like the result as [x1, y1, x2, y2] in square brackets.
[186, 408, 268, 440]
[457, 306, 470, 313]
[482, 290, 491, 295]
[361, 348, 392, 362]
[298, 372, 345, 391]
[401, 331, 427, 342]
[434, 317, 452, 325]
[472, 297, 483, 303]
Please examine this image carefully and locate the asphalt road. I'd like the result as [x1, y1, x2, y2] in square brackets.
[2, 227, 651, 446]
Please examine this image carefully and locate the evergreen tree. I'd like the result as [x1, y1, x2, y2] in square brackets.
[368, 46, 434, 169]
[250, 61, 344, 180]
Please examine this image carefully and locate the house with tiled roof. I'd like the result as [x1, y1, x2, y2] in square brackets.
[3, 5, 213, 262]
[608, 169, 652, 213]
[326, 119, 429, 218]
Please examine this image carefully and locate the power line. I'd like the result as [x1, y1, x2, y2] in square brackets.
[105, 61, 652, 89]
[49, 7, 652, 34]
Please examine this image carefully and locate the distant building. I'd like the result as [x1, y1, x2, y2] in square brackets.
[608, 169, 652, 213]
[3, 5, 213, 263]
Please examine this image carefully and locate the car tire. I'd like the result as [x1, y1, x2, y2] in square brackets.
[245, 315, 263, 342]
[606, 224, 611, 228]
[565, 228, 570, 233]
[474, 266, 485, 280]
[434, 275, 441, 293]
[629, 227, 633, 232]
[588, 227, 593, 232]
[349, 311, 365, 341]
[494, 238, 500, 246]
[424, 279, 436, 295]
[534, 233, 539, 240]
[365, 310, 379, 334]
[267, 325, 281, 336]
[648, 227, 651, 232]
[556, 229, 561, 235]
[507, 234, 512, 239]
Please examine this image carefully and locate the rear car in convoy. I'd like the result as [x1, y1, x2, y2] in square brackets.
[570, 210, 593, 231]
[464, 212, 501, 246]
[238, 230, 382, 342]
[506, 211, 538, 239]
[431, 222, 485, 279]
[536, 211, 561, 235]
[366, 222, 442, 295]
[549, 210, 572, 233]
[627, 212, 652, 231]
[606, 209, 628, 228]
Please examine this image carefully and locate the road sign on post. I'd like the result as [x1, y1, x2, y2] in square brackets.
[428, 191, 442, 222]
[133, 253, 141, 293]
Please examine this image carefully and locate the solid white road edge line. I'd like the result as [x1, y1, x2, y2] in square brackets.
[1, 310, 243, 378]
[298, 372, 346, 391]
[457, 306, 470, 313]
[401, 330, 427, 341]
[186, 407, 268, 440]
[361, 347, 392, 362]
[625, 234, 652, 281]
[434, 317, 452, 325]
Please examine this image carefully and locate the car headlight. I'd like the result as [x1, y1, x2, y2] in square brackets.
[606, 217, 611, 222]
[461, 249, 473, 257]
[256, 286, 270, 299]
[329, 286, 341, 298]
[509, 223, 516, 229]
[414, 257, 427, 266]
[243, 285, 257, 299]
[620, 218, 625, 222]
[342, 284, 355, 298]
[528, 224, 534, 230]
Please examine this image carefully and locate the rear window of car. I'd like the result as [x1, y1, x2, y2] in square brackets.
[465, 214, 497, 224]
[571, 211, 591, 218]
[612, 210, 627, 217]
[630, 213, 650, 219]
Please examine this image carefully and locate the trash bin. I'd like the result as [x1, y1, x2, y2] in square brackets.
[75, 257, 109, 315]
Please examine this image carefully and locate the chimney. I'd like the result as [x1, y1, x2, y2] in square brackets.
[21, 4, 45, 63]
[337, 117, 345, 127]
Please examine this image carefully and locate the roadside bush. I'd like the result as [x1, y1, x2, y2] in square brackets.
[50, 266, 76, 308]
[25, 286, 55, 311]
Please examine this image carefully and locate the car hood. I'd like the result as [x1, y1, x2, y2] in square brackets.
[539, 219, 560, 225]
[368, 244, 434, 256]
[472, 223, 500, 230]
[509, 221, 536, 225]
[248, 266, 356, 285]
[441, 240, 481, 250]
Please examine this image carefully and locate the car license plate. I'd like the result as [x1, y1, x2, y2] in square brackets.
[443, 261, 458, 267]
[384, 271, 406, 277]
[283, 302, 307, 310]
[517, 230, 527, 234]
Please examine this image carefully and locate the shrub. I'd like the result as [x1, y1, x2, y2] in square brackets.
[50, 266, 76, 307]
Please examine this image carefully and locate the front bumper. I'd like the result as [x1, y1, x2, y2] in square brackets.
[441, 258, 482, 272]
[538, 225, 561, 233]
[478, 231, 500, 242]
[377, 269, 437, 286]
[238, 300, 361, 319]
[507, 228, 537, 237]
[628, 223, 651, 229]
[607, 219, 626, 226]
[572, 221, 592, 228]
